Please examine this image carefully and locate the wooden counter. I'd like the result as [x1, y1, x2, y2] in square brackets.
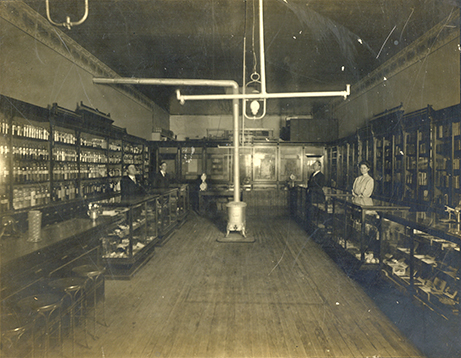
[1, 214, 122, 301]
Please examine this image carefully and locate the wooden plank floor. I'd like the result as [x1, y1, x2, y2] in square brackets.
[64, 208, 425, 358]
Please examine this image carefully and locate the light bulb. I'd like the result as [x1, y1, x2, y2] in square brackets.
[250, 100, 260, 115]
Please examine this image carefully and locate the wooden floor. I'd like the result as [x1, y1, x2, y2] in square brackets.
[65, 206, 424, 358]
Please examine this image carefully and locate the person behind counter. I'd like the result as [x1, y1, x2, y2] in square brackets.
[121, 164, 147, 198]
[307, 160, 325, 204]
[153, 161, 171, 189]
[306, 160, 326, 231]
[352, 160, 374, 198]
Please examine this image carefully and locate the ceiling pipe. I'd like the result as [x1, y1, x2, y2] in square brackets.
[176, 85, 350, 102]
[176, 0, 350, 104]
[92, 77, 241, 203]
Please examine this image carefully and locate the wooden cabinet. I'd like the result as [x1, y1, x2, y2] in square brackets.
[323, 104, 461, 211]
[0, 96, 151, 215]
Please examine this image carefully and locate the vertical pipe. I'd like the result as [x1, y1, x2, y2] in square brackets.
[233, 89, 240, 202]
[259, 0, 266, 94]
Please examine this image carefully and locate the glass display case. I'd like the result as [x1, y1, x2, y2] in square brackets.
[97, 194, 159, 279]
[153, 188, 180, 238]
[176, 184, 190, 224]
[331, 195, 410, 269]
[380, 211, 461, 317]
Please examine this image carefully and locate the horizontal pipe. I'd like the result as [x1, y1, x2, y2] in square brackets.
[176, 84, 350, 102]
[93, 76, 241, 203]
[93, 77, 238, 90]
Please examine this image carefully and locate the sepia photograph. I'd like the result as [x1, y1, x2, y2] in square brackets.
[0, 1, 460, 357]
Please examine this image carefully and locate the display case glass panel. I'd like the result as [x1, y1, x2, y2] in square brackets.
[279, 146, 302, 183]
[205, 147, 230, 181]
[454, 119, 461, 206]
[253, 147, 276, 181]
[381, 212, 460, 316]
[181, 146, 203, 180]
[230, 147, 252, 185]
[158, 147, 178, 179]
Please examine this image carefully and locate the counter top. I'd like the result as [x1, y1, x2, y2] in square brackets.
[332, 195, 411, 211]
[97, 193, 160, 207]
[1, 215, 121, 267]
[380, 211, 461, 244]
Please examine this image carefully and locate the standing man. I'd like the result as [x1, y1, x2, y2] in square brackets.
[121, 164, 146, 198]
[306, 160, 326, 231]
[307, 160, 326, 204]
[153, 161, 171, 189]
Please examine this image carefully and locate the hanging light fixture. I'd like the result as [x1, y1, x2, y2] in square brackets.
[46, 0, 89, 30]
[244, 72, 266, 118]
[243, 0, 266, 120]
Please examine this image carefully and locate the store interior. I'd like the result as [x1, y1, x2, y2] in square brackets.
[1, 1, 461, 357]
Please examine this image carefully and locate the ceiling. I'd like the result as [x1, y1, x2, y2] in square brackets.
[23, 0, 458, 116]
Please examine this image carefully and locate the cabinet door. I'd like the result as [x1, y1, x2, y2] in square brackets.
[0, 108, 10, 212]
[79, 132, 108, 199]
[253, 147, 276, 181]
[416, 127, 431, 203]
[181, 146, 203, 181]
[393, 131, 405, 199]
[51, 125, 78, 202]
[11, 114, 51, 210]
[279, 146, 302, 183]
[433, 121, 452, 206]
[452, 120, 460, 206]
[205, 147, 231, 182]
[108, 139, 122, 194]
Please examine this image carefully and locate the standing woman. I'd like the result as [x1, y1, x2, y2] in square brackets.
[352, 160, 374, 198]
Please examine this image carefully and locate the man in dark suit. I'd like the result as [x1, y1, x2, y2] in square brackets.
[307, 160, 326, 203]
[153, 161, 171, 189]
[306, 160, 326, 231]
[121, 164, 146, 198]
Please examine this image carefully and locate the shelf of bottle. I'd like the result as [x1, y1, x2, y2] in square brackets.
[52, 160, 78, 164]
[80, 176, 110, 181]
[80, 143, 107, 150]
[14, 180, 52, 185]
[53, 141, 77, 147]
[80, 161, 108, 164]
[12, 158, 50, 163]
[12, 135, 49, 142]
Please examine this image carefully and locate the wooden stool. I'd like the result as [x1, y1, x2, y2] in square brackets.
[49, 277, 88, 356]
[71, 265, 107, 338]
[17, 293, 63, 358]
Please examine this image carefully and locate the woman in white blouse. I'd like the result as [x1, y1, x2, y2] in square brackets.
[352, 160, 374, 198]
